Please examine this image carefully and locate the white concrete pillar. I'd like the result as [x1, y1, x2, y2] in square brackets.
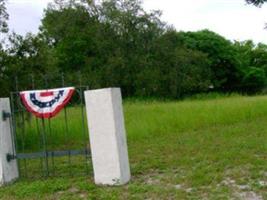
[84, 88, 130, 185]
[0, 98, 19, 185]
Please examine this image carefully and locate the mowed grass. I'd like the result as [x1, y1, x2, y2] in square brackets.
[1, 94, 267, 199]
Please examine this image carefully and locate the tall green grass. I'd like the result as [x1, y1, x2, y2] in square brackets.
[15, 106, 89, 152]
[124, 94, 267, 139]
[3, 94, 267, 199]
[18, 93, 267, 151]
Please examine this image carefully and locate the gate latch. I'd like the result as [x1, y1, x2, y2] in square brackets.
[2, 110, 11, 121]
[6, 154, 16, 162]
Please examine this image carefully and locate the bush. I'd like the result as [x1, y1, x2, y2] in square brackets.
[241, 67, 266, 93]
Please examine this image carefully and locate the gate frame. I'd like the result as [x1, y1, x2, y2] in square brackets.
[0, 86, 130, 186]
[0, 98, 19, 185]
[8, 85, 91, 179]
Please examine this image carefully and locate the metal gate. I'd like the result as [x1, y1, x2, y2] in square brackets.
[8, 73, 92, 179]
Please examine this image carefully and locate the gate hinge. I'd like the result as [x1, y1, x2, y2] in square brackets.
[2, 110, 11, 121]
[6, 153, 16, 162]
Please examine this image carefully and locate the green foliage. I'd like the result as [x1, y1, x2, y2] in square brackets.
[0, 0, 8, 33]
[0, 45, 10, 96]
[1, 0, 267, 98]
[180, 30, 240, 91]
[234, 41, 267, 92]
[242, 67, 266, 93]
[246, 0, 267, 6]
[38, 1, 213, 98]
[134, 30, 212, 98]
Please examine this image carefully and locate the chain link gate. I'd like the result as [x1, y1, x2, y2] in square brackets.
[8, 73, 93, 179]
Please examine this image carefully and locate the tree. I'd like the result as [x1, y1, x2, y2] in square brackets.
[242, 67, 266, 93]
[134, 30, 212, 98]
[42, 3, 99, 72]
[41, 0, 166, 96]
[246, 0, 267, 6]
[98, 0, 165, 95]
[0, 32, 58, 93]
[2, 0, 267, 97]
[0, 0, 8, 33]
[180, 30, 240, 91]
[0, 44, 9, 96]
[233, 40, 267, 92]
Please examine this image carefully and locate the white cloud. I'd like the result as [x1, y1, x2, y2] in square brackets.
[143, 0, 267, 44]
[6, 0, 52, 35]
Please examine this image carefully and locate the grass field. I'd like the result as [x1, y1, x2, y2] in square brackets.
[0, 94, 267, 199]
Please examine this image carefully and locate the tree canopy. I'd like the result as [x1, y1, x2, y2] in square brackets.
[0, 0, 8, 33]
[246, 0, 267, 6]
[1, 0, 267, 98]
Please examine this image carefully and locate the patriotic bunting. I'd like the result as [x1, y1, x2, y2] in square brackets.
[20, 87, 75, 118]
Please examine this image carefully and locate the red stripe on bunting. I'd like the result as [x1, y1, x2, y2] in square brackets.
[40, 91, 54, 97]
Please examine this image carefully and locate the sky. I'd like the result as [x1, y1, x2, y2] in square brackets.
[5, 0, 267, 44]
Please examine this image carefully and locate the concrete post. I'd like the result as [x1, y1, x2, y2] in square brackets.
[84, 88, 130, 185]
[0, 98, 19, 186]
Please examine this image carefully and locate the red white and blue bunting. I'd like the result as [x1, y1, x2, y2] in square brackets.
[20, 87, 75, 118]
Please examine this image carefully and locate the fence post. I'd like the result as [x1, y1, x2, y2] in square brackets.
[0, 98, 19, 186]
[84, 88, 131, 185]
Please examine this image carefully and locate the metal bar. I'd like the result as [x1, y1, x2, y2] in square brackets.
[62, 71, 73, 176]
[62, 73, 72, 175]
[8, 115, 15, 158]
[41, 118, 49, 177]
[68, 150, 72, 176]
[79, 87, 90, 175]
[15, 149, 89, 159]
[10, 86, 89, 95]
[35, 117, 44, 176]
[48, 118, 52, 140]
[48, 118, 54, 175]
[32, 74, 44, 177]
[10, 74, 92, 178]
[10, 92, 20, 177]
[51, 151, 55, 176]
[20, 108, 28, 178]
[63, 107, 72, 175]
[13, 109, 28, 113]
[9, 94, 17, 158]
